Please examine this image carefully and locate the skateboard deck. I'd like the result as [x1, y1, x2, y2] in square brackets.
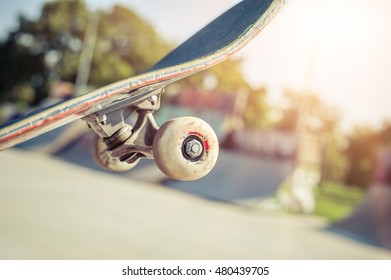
[0, 0, 285, 180]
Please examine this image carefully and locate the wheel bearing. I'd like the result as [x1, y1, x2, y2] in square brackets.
[182, 135, 204, 161]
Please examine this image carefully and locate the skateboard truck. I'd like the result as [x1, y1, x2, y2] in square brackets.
[84, 87, 219, 180]
[84, 88, 162, 169]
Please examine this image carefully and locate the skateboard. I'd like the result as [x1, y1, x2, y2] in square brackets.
[0, 0, 285, 180]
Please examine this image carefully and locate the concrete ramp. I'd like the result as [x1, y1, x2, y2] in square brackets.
[1, 149, 391, 259]
[165, 150, 293, 205]
[332, 185, 391, 250]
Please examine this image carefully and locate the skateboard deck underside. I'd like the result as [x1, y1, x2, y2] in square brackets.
[0, 0, 284, 150]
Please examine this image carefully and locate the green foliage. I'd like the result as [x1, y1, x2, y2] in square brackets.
[96, 5, 170, 77]
[174, 58, 250, 93]
[207, 58, 250, 93]
[274, 106, 298, 132]
[321, 133, 348, 183]
[342, 122, 391, 188]
[0, 0, 272, 133]
[314, 182, 365, 222]
[0, 0, 170, 106]
[242, 87, 269, 129]
[344, 126, 378, 187]
[272, 90, 348, 183]
[164, 56, 272, 130]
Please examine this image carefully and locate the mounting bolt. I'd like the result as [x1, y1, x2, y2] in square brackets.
[183, 138, 203, 160]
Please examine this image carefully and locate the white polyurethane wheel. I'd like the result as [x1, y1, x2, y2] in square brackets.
[92, 136, 139, 172]
[153, 116, 219, 181]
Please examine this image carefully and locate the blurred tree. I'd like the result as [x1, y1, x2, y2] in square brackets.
[242, 86, 269, 129]
[0, 0, 270, 131]
[275, 90, 348, 183]
[167, 57, 270, 130]
[344, 126, 379, 188]
[0, 0, 89, 106]
[0, 0, 170, 108]
[174, 58, 250, 94]
[343, 121, 391, 188]
[90, 5, 170, 86]
[378, 121, 391, 144]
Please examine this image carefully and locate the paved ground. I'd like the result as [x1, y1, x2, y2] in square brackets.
[1, 149, 391, 259]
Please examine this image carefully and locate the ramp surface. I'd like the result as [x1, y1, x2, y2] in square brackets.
[1, 149, 390, 259]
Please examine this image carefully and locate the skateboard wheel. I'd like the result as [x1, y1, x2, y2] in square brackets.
[153, 117, 219, 181]
[92, 136, 139, 172]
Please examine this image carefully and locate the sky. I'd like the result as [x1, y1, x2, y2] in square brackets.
[1, 0, 391, 131]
